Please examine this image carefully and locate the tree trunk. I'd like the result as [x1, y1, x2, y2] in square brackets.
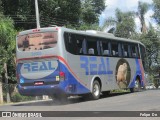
[0, 75, 3, 104]
[4, 63, 11, 103]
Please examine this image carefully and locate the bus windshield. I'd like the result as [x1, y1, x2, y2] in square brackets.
[17, 32, 57, 51]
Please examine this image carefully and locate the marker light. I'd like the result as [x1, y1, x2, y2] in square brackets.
[59, 71, 65, 81]
[32, 29, 40, 32]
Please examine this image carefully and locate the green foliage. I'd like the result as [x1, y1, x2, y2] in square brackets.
[1, 0, 105, 29]
[139, 25, 160, 74]
[40, 0, 81, 27]
[153, 0, 160, 25]
[2, 0, 36, 29]
[102, 9, 135, 38]
[0, 1, 2, 13]
[115, 12, 135, 38]
[111, 89, 129, 93]
[77, 23, 100, 30]
[153, 79, 159, 88]
[11, 93, 34, 102]
[0, 15, 16, 75]
[81, 0, 105, 24]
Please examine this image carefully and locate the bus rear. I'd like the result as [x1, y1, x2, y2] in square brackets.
[16, 27, 66, 97]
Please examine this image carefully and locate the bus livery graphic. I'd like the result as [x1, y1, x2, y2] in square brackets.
[16, 27, 146, 100]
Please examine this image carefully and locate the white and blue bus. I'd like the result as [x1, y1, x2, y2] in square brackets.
[16, 27, 146, 100]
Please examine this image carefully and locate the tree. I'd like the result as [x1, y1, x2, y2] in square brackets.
[1, 0, 36, 29]
[139, 24, 160, 74]
[0, 0, 2, 12]
[0, 14, 16, 103]
[137, 1, 149, 34]
[40, 0, 81, 27]
[153, 0, 160, 25]
[1, 0, 82, 29]
[81, 0, 105, 24]
[1, 0, 105, 29]
[102, 8, 135, 38]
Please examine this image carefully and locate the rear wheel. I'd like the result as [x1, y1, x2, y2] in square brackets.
[90, 80, 101, 100]
[130, 78, 141, 93]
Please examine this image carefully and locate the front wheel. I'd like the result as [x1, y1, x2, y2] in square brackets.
[90, 80, 101, 100]
[130, 78, 141, 93]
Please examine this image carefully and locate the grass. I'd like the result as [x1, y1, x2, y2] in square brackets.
[111, 89, 130, 93]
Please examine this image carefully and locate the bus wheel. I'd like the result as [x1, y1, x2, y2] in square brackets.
[130, 78, 141, 93]
[90, 80, 101, 100]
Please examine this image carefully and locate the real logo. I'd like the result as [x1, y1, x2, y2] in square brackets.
[23, 61, 56, 72]
[80, 56, 113, 75]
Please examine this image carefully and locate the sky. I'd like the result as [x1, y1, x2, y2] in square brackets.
[99, 0, 156, 32]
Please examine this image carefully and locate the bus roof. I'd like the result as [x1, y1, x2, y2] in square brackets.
[18, 26, 145, 47]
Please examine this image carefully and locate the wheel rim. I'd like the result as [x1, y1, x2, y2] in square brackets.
[93, 83, 100, 96]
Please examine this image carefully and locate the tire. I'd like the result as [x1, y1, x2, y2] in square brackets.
[130, 78, 141, 93]
[90, 80, 101, 100]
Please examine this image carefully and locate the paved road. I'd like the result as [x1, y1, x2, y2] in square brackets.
[0, 90, 160, 119]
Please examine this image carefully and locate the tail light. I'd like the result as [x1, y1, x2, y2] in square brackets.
[59, 71, 65, 81]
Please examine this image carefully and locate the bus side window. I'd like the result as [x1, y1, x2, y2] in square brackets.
[111, 42, 119, 57]
[75, 35, 87, 55]
[140, 45, 146, 69]
[122, 44, 129, 57]
[76, 37, 82, 54]
[130, 45, 139, 58]
[64, 32, 77, 55]
[101, 40, 110, 56]
[135, 45, 140, 58]
[97, 41, 101, 56]
[118, 43, 122, 57]
[86, 36, 98, 56]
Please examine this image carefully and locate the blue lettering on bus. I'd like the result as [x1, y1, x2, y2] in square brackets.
[89, 57, 97, 75]
[80, 56, 113, 75]
[32, 62, 38, 71]
[98, 57, 106, 75]
[39, 62, 47, 71]
[80, 57, 89, 75]
[23, 61, 55, 72]
[24, 64, 31, 72]
[106, 58, 113, 74]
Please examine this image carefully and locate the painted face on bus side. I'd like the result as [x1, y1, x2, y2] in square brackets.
[117, 62, 128, 82]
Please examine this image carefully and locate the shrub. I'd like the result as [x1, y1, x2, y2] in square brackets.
[11, 93, 34, 102]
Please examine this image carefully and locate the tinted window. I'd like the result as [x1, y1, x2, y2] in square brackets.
[101, 40, 111, 56]
[140, 45, 146, 68]
[111, 42, 120, 57]
[86, 36, 98, 56]
[76, 35, 87, 55]
[18, 32, 57, 51]
[64, 33, 77, 54]
[122, 44, 129, 57]
[130, 44, 139, 58]
[64, 32, 86, 55]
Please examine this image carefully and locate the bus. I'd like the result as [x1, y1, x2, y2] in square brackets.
[16, 26, 146, 100]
